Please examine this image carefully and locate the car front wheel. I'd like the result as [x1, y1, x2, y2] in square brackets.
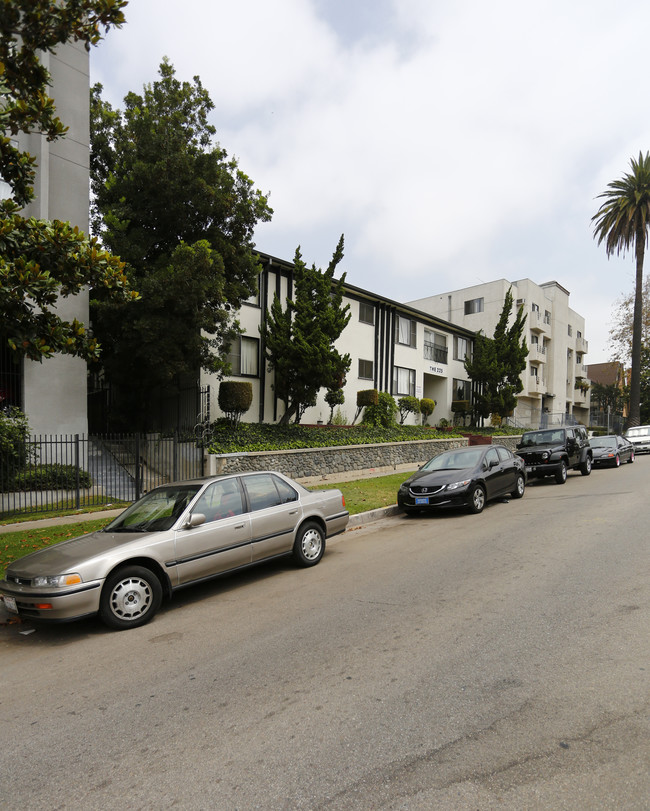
[292, 521, 325, 567]
[99, 565, 162, 630]
[555, 461, 567, 484]
[467, 484, 485, 514]
[511, 473, 525, 499]
[614, 454, 620, 467]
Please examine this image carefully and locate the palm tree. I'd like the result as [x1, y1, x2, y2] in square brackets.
[592, 151, 650, 428]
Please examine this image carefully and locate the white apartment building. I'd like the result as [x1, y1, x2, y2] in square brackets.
[203, 253, 476, 427]
[0, 42, 91, 435]
[409, 279, 590, 428]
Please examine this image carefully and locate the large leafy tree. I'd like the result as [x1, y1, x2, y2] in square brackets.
[593, 151, 650, 428]
[262, 237, 351, 424]
[90, 59, 273, 426]
[464, 287, 528, 423]
[0, 0, 135, 362]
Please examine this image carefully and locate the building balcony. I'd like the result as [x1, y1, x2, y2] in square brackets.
[529, 344, 547, 362]
[576, 336, 588, 353]
[527, 376, 547, 396]
[529, 311, 549, 333]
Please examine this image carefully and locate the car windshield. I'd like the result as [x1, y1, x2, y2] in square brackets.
[104, 484, 203, 532]
[519, 430, 565, 447]
[422, 449, 484, 471]
[590, 437, 615, 448]
[626, 426, 650, 437]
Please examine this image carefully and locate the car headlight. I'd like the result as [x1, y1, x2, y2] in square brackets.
[399, 483, 409, 492]
[445, 479, 471, 491]
[32, 574, 82, 588]
[541, 451, 549, 461]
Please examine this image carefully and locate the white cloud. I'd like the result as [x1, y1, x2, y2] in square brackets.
[91, 0, 650, 362]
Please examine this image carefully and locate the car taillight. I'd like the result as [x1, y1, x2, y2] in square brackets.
[341, 495, 346, 507]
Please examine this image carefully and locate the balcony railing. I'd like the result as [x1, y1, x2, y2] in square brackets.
[423, 342, 448, 364]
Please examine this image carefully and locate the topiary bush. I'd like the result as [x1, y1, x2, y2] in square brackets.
[218, 381, 253, 426]
[420, 398, 436, 425]
[352, 389, 379, 424]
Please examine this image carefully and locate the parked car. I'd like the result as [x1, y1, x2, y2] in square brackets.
[0, 472, 349, 631]
[397, 444, 526, 515]
[624, 424, 650, 454]
[590, 435, 635, 467]
[516, 425, 592, 484]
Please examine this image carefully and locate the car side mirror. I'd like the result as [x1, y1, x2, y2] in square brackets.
[183, 512, 206, 529]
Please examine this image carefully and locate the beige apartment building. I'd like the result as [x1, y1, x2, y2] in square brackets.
[0, 42, 91, 435]
[409, 279, 590, 429]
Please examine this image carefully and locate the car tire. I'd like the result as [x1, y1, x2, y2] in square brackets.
[467, 484, 485, 514]
[614, 454, 620, 467]
[99, 565, 162, 630]
[580, 456, 592, 476]
[555, 460, 567, 484]
[628, 452, 635, 464]
[511, 473, 525, 499]
[292, 521, 325, 567]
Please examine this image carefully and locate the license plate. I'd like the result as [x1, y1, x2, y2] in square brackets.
[3, 596, 17, 614]
[525, 466, 532, 473]
[415, 497, 429, 505]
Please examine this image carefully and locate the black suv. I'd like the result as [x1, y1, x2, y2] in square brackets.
[516, 426, 592, 484]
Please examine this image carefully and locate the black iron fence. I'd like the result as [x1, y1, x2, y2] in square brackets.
[1, 433, 205, 519]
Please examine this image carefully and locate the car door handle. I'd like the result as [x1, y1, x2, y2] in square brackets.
[234, 523, 246, 530]
[288, 510, 298, 515]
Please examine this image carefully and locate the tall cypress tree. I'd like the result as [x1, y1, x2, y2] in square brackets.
[262, 236, 351, 423]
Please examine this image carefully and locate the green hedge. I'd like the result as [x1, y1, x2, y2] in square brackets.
[11, 464, 93, 492]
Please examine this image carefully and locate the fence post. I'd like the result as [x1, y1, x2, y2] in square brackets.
[135, 434, 141, 501]
[74, 434, 80, 510]
[173, 431, 179, 482]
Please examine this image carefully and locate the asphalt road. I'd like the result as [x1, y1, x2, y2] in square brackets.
[1, 461, 648, 810]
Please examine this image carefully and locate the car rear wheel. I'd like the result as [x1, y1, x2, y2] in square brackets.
[467, 484, 485, 514]
[292, 521, 325, 567]
[580, 456, 592, 476]
[555, 461, 567, 484]
[511, 473, 525, 499]
[628, 451, 635, 463]
[99, 565, 162, 630]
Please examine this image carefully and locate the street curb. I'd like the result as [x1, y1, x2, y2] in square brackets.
[347, 504, 402, 527]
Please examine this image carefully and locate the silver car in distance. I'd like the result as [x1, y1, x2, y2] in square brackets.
[0, 472, 349, 631]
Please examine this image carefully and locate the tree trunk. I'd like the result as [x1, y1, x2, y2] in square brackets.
[628, 227, 645, 428]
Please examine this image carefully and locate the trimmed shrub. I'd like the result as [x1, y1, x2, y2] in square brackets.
[325, 388, 345, 424]
[12, 464, 92, 492]
[362, 391, 398, 428]
[397, 396, 421, 424]
[353, 388, 379, 424]
[420, 398, 436, 425]
[218, 381, 253, 426]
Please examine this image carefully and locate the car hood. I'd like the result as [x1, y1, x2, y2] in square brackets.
[517, 443, 563, 455]
[406, 467, 475, 486]
[6, 529, 170, 578]
[591, 446, 613, 458]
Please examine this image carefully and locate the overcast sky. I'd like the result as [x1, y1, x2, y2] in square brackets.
[91, 0, 650, 364]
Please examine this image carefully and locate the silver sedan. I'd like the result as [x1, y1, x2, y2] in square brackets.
[0, 472, 349, 630]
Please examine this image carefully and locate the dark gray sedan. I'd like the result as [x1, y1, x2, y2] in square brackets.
[397, 444, 526, 515]
[0, 472, 349, 630]
[590, 435, 635, 467]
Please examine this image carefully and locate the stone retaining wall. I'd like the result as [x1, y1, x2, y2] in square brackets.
[207, 435, 523, 483]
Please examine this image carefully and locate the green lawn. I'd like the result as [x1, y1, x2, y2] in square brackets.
[0, 472, 411, 578]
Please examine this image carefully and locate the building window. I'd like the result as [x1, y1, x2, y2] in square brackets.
[358, 359, 374, 380]
[531, 302, 540, 313]
[530, 334, 539, 346]
[464, 297, 484, 315]
[393, 366, 415, 396]
[395, 315, 416, 347]
[359, 301, 375, 325]
[568, 324, 573, 336]
[453, 378, 471, 401]
[228, 336, 259, 376]
[544, 310, 551, 324]
[577, 330, 582, 339]
[530, 364, 538, 378]
[454, 336, 470, 361]
[424, 330, 447, 363]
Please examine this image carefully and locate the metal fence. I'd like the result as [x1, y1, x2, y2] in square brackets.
[0, 433, 205, 519]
